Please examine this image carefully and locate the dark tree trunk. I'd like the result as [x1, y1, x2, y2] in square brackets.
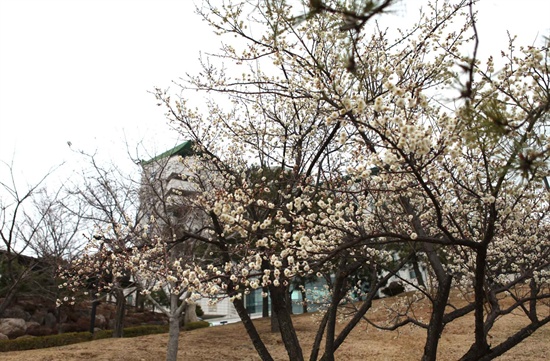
[89, 297, 98, 334]
[112, 288, 126, 338]
[317, 259, 409, 361]
[422, 275, 452, 361]
[528, 279, 538, 322]
[473, 247, 490, 357]
[270, 285, 304, 361]
[287, 288, 293, 314]
[321, 273, 346, 361]
[233, 296, 274, 361]
[310, 311, 329, 361]
[474, 315, 550, 361]
[412, 253, 426, 288]
[460, 246, 492, 361]
[270, 300, 280, 333]
[301, 287, 308, 314]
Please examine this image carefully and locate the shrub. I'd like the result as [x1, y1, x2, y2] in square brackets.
[123, 325, 169, 337]
[183, 321, 210, 331]
[93, 329, 113, 339]
[0, 332, 93, 352]
[381, 281, 405, 297]
[0, 325, 169, 352]
[195, 305, 204, 317]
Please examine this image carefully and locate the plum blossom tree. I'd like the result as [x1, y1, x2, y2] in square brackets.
[149, 0, 550, 360]
[60, 150, 213, 361]
[61, 226, 209, 361]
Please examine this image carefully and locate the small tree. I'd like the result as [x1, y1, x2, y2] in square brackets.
[61, 222, 210, 361]
[62, 152, 143, 337]
[0, 160, 64, 316]
[62, 147, 213, 361]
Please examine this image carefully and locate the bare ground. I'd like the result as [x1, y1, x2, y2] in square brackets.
[3, 296, 549, 361]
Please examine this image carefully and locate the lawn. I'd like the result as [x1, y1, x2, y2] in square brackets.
[3, 294, 549, 361]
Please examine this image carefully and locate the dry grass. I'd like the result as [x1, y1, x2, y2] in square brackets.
[2, 295, 549, 361]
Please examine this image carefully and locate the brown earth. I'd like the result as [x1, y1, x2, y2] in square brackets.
[2, 296, 549, 361]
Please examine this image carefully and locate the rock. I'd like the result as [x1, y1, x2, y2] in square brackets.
[59, 317, 89, 333]
[66, 310, 80, 323]
[3, 306, 31, 321]
[25, 321, 40, 329]
[0, 333, 8, 340]
[30, 310, 47, 325]
[19, 299, 39, 313]
[59, 312, 68, 323]
[44, 312, 57, 328]
[0, 318, 27, 339]
[26, 324, 54, 337]
[59, 322, 81, 333]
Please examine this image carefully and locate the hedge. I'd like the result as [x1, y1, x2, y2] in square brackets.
[182, 321, 210, 331]
[0, 324, 170, 352]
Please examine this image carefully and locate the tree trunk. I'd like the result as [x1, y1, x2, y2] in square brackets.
[412, 253, 426, 288]
[166, 315, 180, 361]
[270, 301, 280, 333]
[287, 288, 293, 314]
[422, 275, 452, 361]
[300, 287, 308, 314]
[321, 273, 345, 361]
[310, 310, 329, 361]
[233, 296, 274, 361]
[89, 297, 98, 334]
[460, 247, 491, 361]
[166, 293, 181, 361]
[270, 285, 304, 361]
[112, 287, 126, 338]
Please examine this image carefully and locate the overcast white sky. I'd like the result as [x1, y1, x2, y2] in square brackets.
[1, 0, 549, 188]
[0, 0, 220, 187]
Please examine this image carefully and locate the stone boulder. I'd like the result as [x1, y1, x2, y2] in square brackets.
[26, 323, 55, 337]
[25, 321, 40, 330]
[44, 312, 57, 328]
[59, 317, 88, 333]
[0, 333, 8, 340]
[0, 318, 27, 339]
[3, 306, 31, 321]
[30, 310, 47, 325]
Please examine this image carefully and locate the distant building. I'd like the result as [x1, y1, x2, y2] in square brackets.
[139, 141, 239, 318]
[139, 141, 207, 244]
